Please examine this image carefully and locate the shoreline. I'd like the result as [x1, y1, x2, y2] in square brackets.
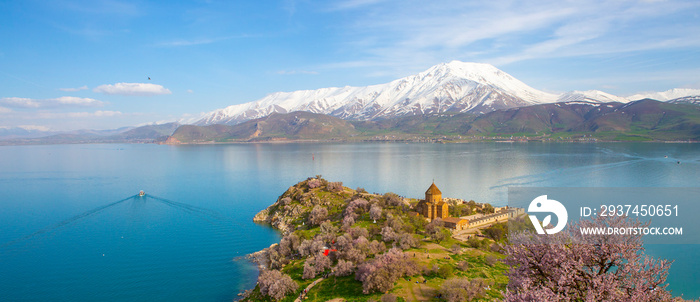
[160, 138, 699, 145]
[2, 136, 697, 146]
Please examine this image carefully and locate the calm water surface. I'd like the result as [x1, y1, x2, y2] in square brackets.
[0, 142, 698, 300]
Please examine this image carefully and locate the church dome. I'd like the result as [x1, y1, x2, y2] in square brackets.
[425, 182, 442, 195]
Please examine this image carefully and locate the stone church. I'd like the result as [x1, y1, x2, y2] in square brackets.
[415, 182, 449, 221]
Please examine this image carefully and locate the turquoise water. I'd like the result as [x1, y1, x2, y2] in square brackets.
[0, 142, 698, 300]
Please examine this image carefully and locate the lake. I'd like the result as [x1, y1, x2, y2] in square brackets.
[0, 142, 698, 301]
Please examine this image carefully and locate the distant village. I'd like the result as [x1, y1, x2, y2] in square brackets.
[408, 182, 525, 240]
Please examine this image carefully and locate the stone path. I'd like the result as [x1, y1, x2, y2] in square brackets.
[294, 277, 325, 302]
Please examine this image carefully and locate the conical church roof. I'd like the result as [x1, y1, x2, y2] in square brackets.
[425, 182, 442, 195]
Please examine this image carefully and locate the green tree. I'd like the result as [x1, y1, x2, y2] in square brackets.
[438, 264, 454, 278]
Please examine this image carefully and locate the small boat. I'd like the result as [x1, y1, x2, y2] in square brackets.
[139, 190, 145, 197]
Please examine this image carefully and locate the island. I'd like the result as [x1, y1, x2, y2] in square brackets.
[240, 177, 526, 302]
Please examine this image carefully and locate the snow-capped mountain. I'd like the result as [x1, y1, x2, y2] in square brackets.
[667, 95, 700, 105]
[555, 90, 629, 103]
[627, 88, 700, 102]
[197, 61, 568, 125]
[196, 61, 654, 126]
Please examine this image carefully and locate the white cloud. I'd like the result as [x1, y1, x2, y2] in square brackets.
[17, 125, 51, 131]
[0, 106, 11, 114]
[0, 96, 105, 108]
[36, 110, 123, 119]
[59, 85, 88, 92]
[93, 82, 172, 96]
[276, 70, 319, 75]
[186, 89, 194, 93]
[320, 0, 700, 76]
[0, 97, 39, 108]
[53, 96, 104, 106]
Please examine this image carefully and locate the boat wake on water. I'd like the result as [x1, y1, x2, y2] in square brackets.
[1, 195, 137, 248]
[489, 159, 642, 190]
[1, 192, 243, 249]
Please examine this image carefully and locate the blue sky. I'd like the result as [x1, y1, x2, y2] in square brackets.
[1, 0, 700, 130]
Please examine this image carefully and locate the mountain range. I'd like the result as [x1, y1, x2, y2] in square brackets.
[2, 60, 700, 144]
[195, 61, 678, 126]
[0, 123, 180, 145]
[167, 99, 700, 143]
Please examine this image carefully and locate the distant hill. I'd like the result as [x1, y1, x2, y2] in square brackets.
[463, 99, 700, 140]
[0, 123, 180, 145]
[169, 111, 357, 143]
[165, 100, 700, 142]
[106, 122, 180, 141]
[0, 127, 59, 139]
[668, 95, 700, 106]
[6, 99, 700, 145]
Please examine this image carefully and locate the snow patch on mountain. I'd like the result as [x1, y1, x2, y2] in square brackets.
[627, 88, 700, 102]
[556, 90, 629, 103]
[667, 95, 700, 105]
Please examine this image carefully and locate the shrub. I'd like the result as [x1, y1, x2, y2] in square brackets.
[309, 205, 328, 225]
[336, 233, 352, 251]
[381, 293, 397, 302]
[398, 233, 419, 250]
[439, 277, 488, 302]
[279, 197, 292, 205]
[327, 181, 343, 192]
[369, 240, 385, 255]
[370, 204, 383, 220]
[333, 259, 355, 277]
[343, 247, 367, 263]
[307, 178, 322, 189]
[298, 239, 313, 257]
[406, 214, 428, 232]
[348, 227, 369, 239]
[344, 198, 369, 219]
[279, 233, 300, 257]
[258, 270, 298, 301]
[353, 236, 369, 251]
[485, 255, 498, 266]
[467, 236, 481, 249]
[383, 193, 402, 206]
[490, 242, 501, 253]
[303, 254, 332, 279]
[483, 222, 507, 241]
[438, 263, 454, 278]
[451, 244, 462, 254]
[342, 216, 355, 229]
[356, 248, 419, 294]
[320, 221, 338, 235]
[456, 260, 469, 271]
[303, 259, 317, 279]
[431, 227, 451, 243]
[386, 215, 405, 232]
[426, 218, 444, 233]
[381, 226, 397, 242]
